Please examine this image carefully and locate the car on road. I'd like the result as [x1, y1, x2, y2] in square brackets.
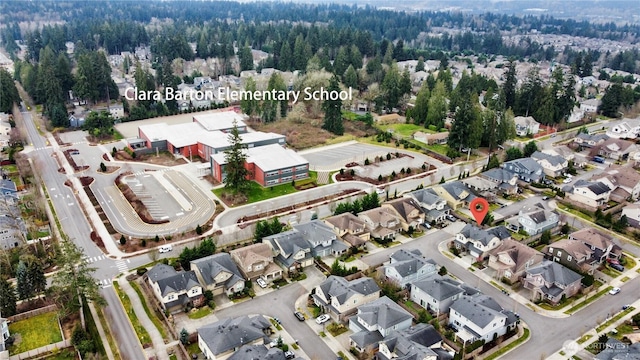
[159, 245, 173, 253]
[562, 178, 572, 184]
[256, 278, 268, 288]
[315, 314, 330, 324]
[294, 311, 305, 321]
[623, 304, 631, 310]
[542, 196, 549, 200]
[609, 287, 621, 295]
[284, 351, 295, 359]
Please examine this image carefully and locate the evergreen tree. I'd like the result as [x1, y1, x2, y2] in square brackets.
[505, 147, 524, 161]
[343, 65, 358, 89]
[410, 83, 430, 125]
[523, 141, 538, 157]
[448, 94, 482, 151]
[239, 45, 254, 71]
[503, 60, 517, 110]
[0, 69, 20, 113]
[223, 120, 250, 194]
[293, 35, 311, 71]
[333, 46, 350, 78]
[16, 260, 33, 301]
[0, 277, 17, 316]
[426, 81, 448, 129]
[322, 76, 344, 135]
[262, 73, 286, 122]
[278, 41, 292, 71]
[416, 57, 425, 72]
[240, 78, 259, 119]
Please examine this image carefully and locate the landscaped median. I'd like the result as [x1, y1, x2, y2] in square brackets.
[113, 281, 152, 347]
[564, 286, 613, 315]
[483, 327, 530, 360]
[595, 306, 635, 333]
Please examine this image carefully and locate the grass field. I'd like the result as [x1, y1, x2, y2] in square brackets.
[188, 307, 213, 320]
[213, 181, 298, 205]
[129, 281, 168, 341]
[424, 143, 449, 155]
[377, 123, 433, 137]
[9, 312, 63, 354]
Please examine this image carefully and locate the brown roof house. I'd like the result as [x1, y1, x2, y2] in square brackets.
[358, 207, 403, 241]
[592, 165, 640, 202]
[595, 138, 638, 161]
[488, 239, 545, 283]
[522, 260, 583, 305]
[569, 227, 622, 263]
[543, 227, 621, 275]
[413, 131, 449, 145]
[324, 212, 371, 248]
[229, 243, 283, 283]
[381, 198, 426, 231]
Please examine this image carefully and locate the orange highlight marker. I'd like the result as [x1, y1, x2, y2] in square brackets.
[469, 197, 489, 226]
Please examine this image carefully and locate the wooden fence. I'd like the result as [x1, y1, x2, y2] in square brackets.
[8, 304, 58, 322]
[8, 340, 72, 360]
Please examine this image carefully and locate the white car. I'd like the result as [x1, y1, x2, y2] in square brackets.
[609, 287, 621, 295]
[315, 314, 330, 324]
[158, 245, 173, 253]
[562, 178, 572, 184]
[256, 278, 268, 288]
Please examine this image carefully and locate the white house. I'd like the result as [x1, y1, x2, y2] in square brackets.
[0, 317, 9, 352]
[568, 180, 612, 208]
[349, 296, 414, 352]
[516, 207, 559, 235]
[606, 121, 640, 139]
[593, 166, 640, 202]
[514, 116, 540, 137]
[531, 151, 568, 178]
[410, 274, 467, 316]
[579, 99, 600, 114]
[382, 249, 437, 289]
[449, 294, 517, 344]
[454, 225, 511, 259]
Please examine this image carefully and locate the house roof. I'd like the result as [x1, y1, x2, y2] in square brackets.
[356, 296, 413, 329]
[383, 198, 424, 223]
[487, 226, 511, 240]
[227, 344, 286, 360]
[293, 220, 338, 246]
[190, 253, 244, 288]
[192, 111, 247, 131]
[407, 188, 444, 206]
[317, 276, 380, 306]
[481, 168, 517, 183]
[450, 294, 508, 329]
[595, 338, 640, 360]
[324, 213, 366, 234]
[385, 249, 436, 278]
[531, 151, 567, 167]
[573, 180, 611, 195]
[358, 207, 402, 226]
[264, 230, 310, 259]
[514, 116, 540, 128]
[155, 271, 200, 297]
[544, 239, 593, 263]
[440, 181, 476, 202]
[569, 227, 615, 251]
[521, 208, 557, 225]
[488, 238, 544, 274]
[0, 179, 17, 192]
[212, 143, 307, 172]
[229, 243, 274, 271]
[622, 203, 640, 221]
[197, 315, 271, 356]
[412, 274, 464, 301]
[525, 260, 583, 287]
[503, 157, 543, 175]
[459, 224, 499, 246]
[380, 323, 442, 356]
[600, 138, 636, 153]
[147, 263, 179, 283]
[594, 166, 640, 190]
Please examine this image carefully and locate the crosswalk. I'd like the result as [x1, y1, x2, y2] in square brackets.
[85, 255, 106, 263]
[115, 259, 130, 273]
[130, 168, 171, 177]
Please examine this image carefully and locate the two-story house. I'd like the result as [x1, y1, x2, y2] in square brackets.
[405, 188, 449, 224]
[382, 249, 437, 289]
[514, 116, 540, 137]
[606, 121, 640, 139]
[0, 317, 9, 352]
[293, 220, 349, 258]
[454, 224, 511, 259]
[480, 168, 519, 195]
[263, 231, 313, 274]
[410, 274, 471, 316]
[502, 158, 545, 183]
[487, 239, 545, 283]
[313, 276, 381, 322]
[358, 207, 403, 241]
[523, 260, 583, 304]
[569, 227, 622, 263]
[146, 264, 204, 313]
[531, 151, 568, 178]
[323, 212, 371, 248]
[573, 133, 609, 150]
[349, 296, 414, 353]
[593, 166, 640, 202]
[449, 294, 518, 344]
[596, 138, 638, 161]
[381, 198, 426, 231]
[430, 181, 477, 210]
[190, 253, 245, 296]
[377, 324, 445, 360]
[622, 203, 640, 228]
[513, 207, 560, 235]
[229, 243, 283, 283]
[197, 315, 272, 360]
[543, 239, 599, 274]
[568, 180, 612, 208]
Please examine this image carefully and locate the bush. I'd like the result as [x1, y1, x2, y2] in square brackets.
[196, 224, 203, 235]
[141, 239, 147, 247]
[136, 268, 148, 276]
[119, 235, 126, 245]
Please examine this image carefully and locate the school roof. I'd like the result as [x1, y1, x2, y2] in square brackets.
[212, 144, 308, 172]
[192, 111, 247, 131]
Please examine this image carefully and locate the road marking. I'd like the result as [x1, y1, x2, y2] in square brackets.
[115, 260, 129, 273]
[176, 212, 184, 216]
[68, 202, 74, 206]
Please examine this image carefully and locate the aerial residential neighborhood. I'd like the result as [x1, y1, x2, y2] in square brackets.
[2, 1, 640, 360]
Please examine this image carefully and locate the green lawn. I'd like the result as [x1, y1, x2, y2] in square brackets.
[377, 123, 432, 137]
[113, 282, 152, 346]
[483, 328, 530, 360]
[564, 286, 613, 314]
[213, 181, 298, 206]
[188, 307, 213, 320]
[1, 164, 18, 173]
[129, 281, 168, 341]
[9, 312, 63, 354]
[424, 143, 449, 155]
[596, 307, 635, 333]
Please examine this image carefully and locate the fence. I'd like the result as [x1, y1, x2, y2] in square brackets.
[8, 305, 58, 322]
[8, 340, 72, 360]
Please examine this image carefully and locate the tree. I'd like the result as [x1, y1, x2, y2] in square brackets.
[223, 120, 250, 194]
[240, 78, 259, 119]
[523, 141, 538, 157]
[409, 83, 429, 125]
[83, 111, 115, 138]
[438, 266, 448, 276]
[262, 72, 287, 122]
[0, 277, 17, 316]
[440, 176, 446, 184]
[99, 162, 107, 172]
[321, 76, 344, 135]
[0, 69, 20, 113]
[16, 259, 44, 301]
[505, 147, 524, 161]
[540, 230, 551, 245]
[448, 94, 483, 151]
[426, 81, 448, 129]
[119, 235, 126, 245]
[238, 45, 254, 71]
[343, 65, 358, 89]
[503, 60, 517, 110]
[180, 329, 189, 345]
[486, 154, 501, 170]
[416, 57, 425, 72]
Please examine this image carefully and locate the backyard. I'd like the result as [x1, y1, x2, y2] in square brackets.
[9, 311, 63, 354]
[376, 123, 433, 137]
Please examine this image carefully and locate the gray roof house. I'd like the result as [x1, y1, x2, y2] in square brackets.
[480, 168, 519, 195]
[382, 249, 437, 289]
[523, 260, 583, 304]
[0, 179, 17, 195]
[313, 276, 381, 322]
[190, 253, 245, 296]
[410, 274, 479, 315]
[449, 294, 518, 344]
[509, 206, 559, 236]
[568, 180, 612, 208]
[405, 188, 449, 224]
[0, 211, 27, 250]
[348, 296, 414, 353]
[431, 181, 477, 210]
[377, 324, 447, 360]
[197, 315, 272, 360]
[358, 207, 403, 241]
[595, 338, 640, 360]
[146, 264, 204, 313]
[574, 133, 608, 148]
[502, 158, 545, 183]
[293, 220, 348, 257]
[454, 224, 511, 259]
[227, 344, 286, 360]
[531, 151, 568, 178]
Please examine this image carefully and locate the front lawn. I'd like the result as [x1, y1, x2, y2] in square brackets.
[564, 286, 613, 314]
[9, 311, 63, 354]
[377, 123, 432, 137]
[326, 322, 348, 337]
[213, 181, 298, 206]
[424, 143, 449, 155]
[188, 307, 213, 320]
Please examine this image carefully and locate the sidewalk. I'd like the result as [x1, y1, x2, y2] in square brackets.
[88, 302, 116, 360]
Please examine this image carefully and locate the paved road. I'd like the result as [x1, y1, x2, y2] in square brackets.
[101, 286, 146, 360]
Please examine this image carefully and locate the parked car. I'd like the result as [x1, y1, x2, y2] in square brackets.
[610, 263, 624, 272]
[542, 196, 549, 200]
[593, 156, 606, 164]
[623, 304, 631, 310]
[609, 287, 621, 295]
[294, 311, 305, 321]
[562, 178, 572, 184]
[256, 278, 267, 288]
[284, 351, 295, 359]
[315, 314, 330, 324]
[423, 222, 432, 229]
[446, 214, 456, 222]
[607, 258, 620, 265]
[268, 339, 278, 348]
[159, 245, 173, 253]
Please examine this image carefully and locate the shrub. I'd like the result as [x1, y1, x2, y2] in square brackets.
[136, 268, 148, 276]
[119, 235, 126, 245]
[141, 239, 147, 247]
[196, 224, 203, 235]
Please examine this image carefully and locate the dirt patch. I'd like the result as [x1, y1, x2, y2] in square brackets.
[79, 176, 94, 186]
[90, 231, 105, 249]
[63, 149, 89, 172]
[53, 132, 71, 147]
[98, 166, 120, 174]
[114, 172, 169, 224]
[248, 117, 376, 150]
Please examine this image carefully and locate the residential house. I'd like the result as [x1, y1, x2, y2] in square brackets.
[454, 224, 511, 259]
[511, 206, 560, 235]
[568, 180, 611, 208]
[449, 294, 518, 344]
[573, 133, 609, 149]
[580, 99, 601, 114]
[0, 179, 17, 195]
[596, 138, 638, 161]
[543, 238, 600, 274]
[0, 317, 9, 352]
[146, 264, 204, 313]
[569, 227, 622, 262]
[405, 188, 448, 224]
[413, 131, 449, 145]
[523, 260, 583, 304]
[381, 198, 426, 231]
[531, 151, 568, 178]
[0, 202, 27, 250]
[430, 181, 477, 210]
[606, 121, 640, 139]
[480, 168, 519, 195]
[595, 338, 640, 360]
[190, 253, 245, 296]
[622, 203, 640, 228]
[229, 243, 283, 282]
[358, 207, 403, 241]
[593, 166, 640, 202]
[410, 274, 467, 316]
[514, 116, 540, 137]
[487, 239, 545, 283]
[227, 344, 286, 360]
[377, 324, 445, 360]
[323, 213, 371, 248]
[382, 249, 437, 289]
[312, 276, 381, 322]
[502, 158, 545, 183]
[293, 220, 349, 258]
[461, 176, 499, 195]
[348, 296, 414, 353]
[197, 315, 272, 360]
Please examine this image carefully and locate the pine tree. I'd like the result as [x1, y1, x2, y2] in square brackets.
[343, 65, 358, 89]
[16, 260, 33, 301]
[0, 277, 17, 316]
[27, 259, 46, 296]
[240, 78, 259, 119]
[322, 76, 344, 135]
[427, 81, 448, 129]
[239, 45, 254, 71]
[410, 83, 429, 125]
[503, 60, 517, 110]
[223, 120, 250, 194]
